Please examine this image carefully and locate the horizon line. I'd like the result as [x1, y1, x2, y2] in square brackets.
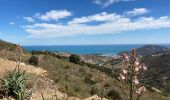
[22, 43, 170, 46]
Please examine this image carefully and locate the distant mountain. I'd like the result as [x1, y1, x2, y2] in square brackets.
[119, 45, 170, 56]
[136, 45, 170, 56]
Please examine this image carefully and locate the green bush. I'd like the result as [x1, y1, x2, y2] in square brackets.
[1, 69, 28, 99]
[28, 56, 38, 65]
[69, 54, 81, 64]
[84, 76, 96, 85]
[107, 89, 122, 100]
[90, 86, 99, 95]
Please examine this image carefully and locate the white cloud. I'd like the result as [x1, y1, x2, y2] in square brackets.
[35, 10, 72, 21]
[23, 11, 170, 38]
[23, 17, 35, 22]
[9, 22, 15, 25]
[68, 12, 123, 25]
[93, 0, 135, 7]
[125, 8, 150, 17]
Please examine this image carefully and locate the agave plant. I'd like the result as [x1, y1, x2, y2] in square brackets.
[1, 69, 28, 99]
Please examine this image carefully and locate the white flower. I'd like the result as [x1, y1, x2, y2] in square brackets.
[136, 89, 141, 95]
[141, 63, 147, 71]
[122, 53, 129, 61]
[135, 67, 139, 72]
[134, 79, 139, 85]
[136, 86, 146, 95]
[119, 74, 125, 80]
[134, 59, 140, 66]
[122, 69, 127, 74]
[133, 76, 139, 85]
[143, 66, 147, 70]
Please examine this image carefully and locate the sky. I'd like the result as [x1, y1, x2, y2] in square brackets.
[0, 0, 170, 45]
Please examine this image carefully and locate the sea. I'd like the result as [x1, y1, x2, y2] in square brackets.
[23, 44, 170, 56]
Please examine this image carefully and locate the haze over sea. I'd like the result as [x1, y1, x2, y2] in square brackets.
[23, 44, 170, 56]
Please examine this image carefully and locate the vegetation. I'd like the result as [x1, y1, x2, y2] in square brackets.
[28, 55, 38, 65]
[0, 44, 29, 99]
[1, 69, 28, 99]
[0, 39, 16, 51]
[119, 49, 147, 100]
[107, 89, 122, 100]
[0, 40, 170, 100]
[36, 54, 124, 99]
[31, 50, 68, 60]
[142, 53, 170, 96]
[69, 54, 81, 64]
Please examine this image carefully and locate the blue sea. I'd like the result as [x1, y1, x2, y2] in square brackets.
[23, 44, 170, 56]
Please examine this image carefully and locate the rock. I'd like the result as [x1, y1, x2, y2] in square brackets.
[20, 62, 26, 66]
[56, 92, 67, 100]
[0, 58, 4, 61]
[152, 87, 162, 93]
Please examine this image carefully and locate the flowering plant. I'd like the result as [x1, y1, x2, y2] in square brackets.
[119, 49, 147, 100]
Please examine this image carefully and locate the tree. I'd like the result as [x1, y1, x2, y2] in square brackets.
[69, 54, 81, 64]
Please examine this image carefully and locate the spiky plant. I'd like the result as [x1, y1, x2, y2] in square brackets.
[1, 69, 28, 99]
[0, 44, 29, 100]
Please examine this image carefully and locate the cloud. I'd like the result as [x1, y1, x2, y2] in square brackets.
[35, 10, 72, 21]
[125, 8, 150, 17]
[9, 22, 15, 25]
[68, 12, 122, 25]
[23, 11, 170, 38]
[23, 17, 35, 22]
[93, 0, 135, 7]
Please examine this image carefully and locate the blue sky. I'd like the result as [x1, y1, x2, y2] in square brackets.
[0, 0, 170, 45]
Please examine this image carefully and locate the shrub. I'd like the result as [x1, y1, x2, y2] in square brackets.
[90, 86, 99, 95]
[69, 54, 81, 64]
[107, 89, 122, 100]
[1, 69, 28, 99]
[84, 76, 96, 85]
[28, 56, 38, 65]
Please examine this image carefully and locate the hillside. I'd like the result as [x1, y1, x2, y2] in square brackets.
[80, 55, 113, 65]
[116, 44, 170, 96]
[142, 53, 170, 96]
[31, 54, 170, 100]
[0, 39, 16, 51]
[0, 39, 170, 99]
[0, 58, 69, 100]
[136, 45, 170, 56]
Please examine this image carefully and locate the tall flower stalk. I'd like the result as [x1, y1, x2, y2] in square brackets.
[15, 44, 23, 70]
[119, 49, 147, 100]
